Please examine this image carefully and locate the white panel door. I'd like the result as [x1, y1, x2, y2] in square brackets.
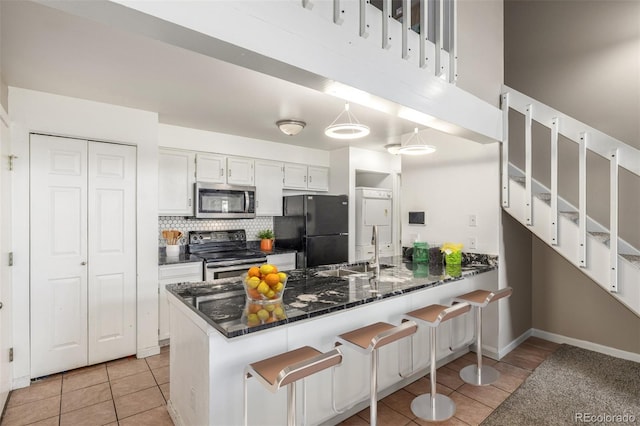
[0, 111, 11, 406]
[87, 142, 137, 364]
[283, 163, 308, 189]
[30, 134, 89, 378]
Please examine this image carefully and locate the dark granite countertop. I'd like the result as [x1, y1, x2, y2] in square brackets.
[166, 255, 498, 338]
[158, 247, 203, 266]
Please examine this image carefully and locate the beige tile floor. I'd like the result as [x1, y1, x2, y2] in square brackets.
[0, 346, 172, 426]
[0, 337, 559, 426]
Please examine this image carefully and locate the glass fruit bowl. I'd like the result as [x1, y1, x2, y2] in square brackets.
[242, 297, 287, 327]
[243, 264, 288, 301]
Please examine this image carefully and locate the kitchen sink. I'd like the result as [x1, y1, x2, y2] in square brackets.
[315, 263, 394, 277]
[315, 269, 360, 277]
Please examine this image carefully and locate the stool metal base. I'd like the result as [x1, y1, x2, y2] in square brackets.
[460, 364, 500, 386]
[411, 394, 456, 422]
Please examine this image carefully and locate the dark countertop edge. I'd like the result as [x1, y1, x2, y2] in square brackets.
[158, 246, 296, 265]
[167, 264, 497, 339]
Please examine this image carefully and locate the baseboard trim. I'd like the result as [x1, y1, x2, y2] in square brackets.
[532, 329, 640, 363]
[137, 345, 161, 359]
[497, 329, 533, 359]
[166, 400, 184, 426]
[11, 376, 30, 390]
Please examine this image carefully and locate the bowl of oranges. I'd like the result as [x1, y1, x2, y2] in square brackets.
[244, 263, 287, 301]
[243, 299, 287, 327]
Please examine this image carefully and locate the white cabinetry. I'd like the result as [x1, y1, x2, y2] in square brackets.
[196, 153, 254, 186]
[195, 153, 226, 183]
[158, 262, 203, 341]
[307, 166, 329, 191]
[255, 160, 284, 216]
[283, 163, 329, 191]
[266, 252, 296, 271]
[283, 163, 308, 189]
[227, 156, 254, 186]
[159, 149, 195, 216]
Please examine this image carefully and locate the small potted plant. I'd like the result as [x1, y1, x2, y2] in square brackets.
[257, 229, 275, 252]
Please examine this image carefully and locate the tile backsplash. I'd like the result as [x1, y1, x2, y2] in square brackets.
[158, 216, 274, 247]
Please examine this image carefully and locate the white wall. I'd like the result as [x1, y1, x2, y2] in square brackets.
[8, 87, 159, 387]
[401, 130, 501, 254]
[159, 124, 330, 167]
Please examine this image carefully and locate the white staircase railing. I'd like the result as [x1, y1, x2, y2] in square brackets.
[501, 85, 640, 294]
[309, 0, 458, 83]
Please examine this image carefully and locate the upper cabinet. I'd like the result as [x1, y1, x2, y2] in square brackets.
[283, 163, 329, 191]
[255, 160, 284, 216]
[307, 166, 329, 191]
[196, 154, 254, 186]
[227, 156, 254, 186]
[195, 153, 226, 183]
[159, 149, 195, 216]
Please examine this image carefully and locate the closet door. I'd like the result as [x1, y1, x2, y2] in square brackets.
[30, 134, 89, 378]
[87, 142, 137, 364]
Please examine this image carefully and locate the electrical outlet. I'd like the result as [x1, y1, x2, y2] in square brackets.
[468, 237, 477, 250]
[469, 214, 477, 227]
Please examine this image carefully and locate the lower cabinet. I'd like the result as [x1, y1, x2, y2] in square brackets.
[266, 252, 296, 271]
[159, 262, 203, 341]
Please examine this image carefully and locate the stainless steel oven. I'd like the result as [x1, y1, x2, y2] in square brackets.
[195, 182, 256, 219]
[188, 230, 266, 281]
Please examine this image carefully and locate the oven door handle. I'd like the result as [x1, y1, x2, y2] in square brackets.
[206, 260, 266, 272]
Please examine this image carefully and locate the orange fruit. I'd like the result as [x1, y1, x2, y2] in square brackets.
[248, 266, 260, 278]
[265, 273, 280, 287]
[248, 303, 261, 314]
[247, 288, 261, 299]
[265, 317, 276, 323]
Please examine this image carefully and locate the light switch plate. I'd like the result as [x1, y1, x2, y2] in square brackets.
[468, 237, 477, 250]
[469, 214, 477, 227]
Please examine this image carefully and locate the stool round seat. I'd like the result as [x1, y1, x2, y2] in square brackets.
[454, 287, 513, 386]
[403, 303, 471, 422]
[244, 346, 342, 426]
[333, 321, 417, 426]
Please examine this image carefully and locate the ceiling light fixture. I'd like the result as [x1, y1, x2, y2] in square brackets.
[324, 102, 370, 140]
[384, 143, 402, 155]
[397, 128, 437, 156]
[276, 119, 306, 136]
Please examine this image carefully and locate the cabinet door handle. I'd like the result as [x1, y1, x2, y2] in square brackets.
[81, 261, 87, 266]
[220, 168, 224, 177]
[189, 198, 192, 207]
[309, 175, 312, 183]
[304, 175, 307, 182]
[228, 169, 232, 177]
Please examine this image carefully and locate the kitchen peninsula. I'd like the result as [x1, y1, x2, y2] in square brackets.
[165, 256, 499, 426]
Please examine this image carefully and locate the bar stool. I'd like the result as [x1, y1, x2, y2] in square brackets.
[403, 303, 471, 422]
[332, 321, 418, 426]
[244, 346, 342, 426]
[453, 287, 513, 386]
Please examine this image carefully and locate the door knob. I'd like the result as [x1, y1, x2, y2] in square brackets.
[81, 261, 87, 266]
[0, 302, 3, 309]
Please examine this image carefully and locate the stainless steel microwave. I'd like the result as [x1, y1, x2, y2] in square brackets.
[194, 182, 256, 219]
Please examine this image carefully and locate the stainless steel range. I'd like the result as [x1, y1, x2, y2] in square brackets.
[188, 230, 267, 281]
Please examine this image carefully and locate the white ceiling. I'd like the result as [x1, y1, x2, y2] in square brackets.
[0, 1, 421, 152]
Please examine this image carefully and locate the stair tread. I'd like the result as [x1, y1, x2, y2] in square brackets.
[510, 176, 526, 187]
[559, 211, 579, 224]
[588, 231, 611, 247]
[620, 254, 640, 268]
[534, 192, 551, 205]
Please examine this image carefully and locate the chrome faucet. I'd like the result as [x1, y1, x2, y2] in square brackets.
[370, 225, 380, 275]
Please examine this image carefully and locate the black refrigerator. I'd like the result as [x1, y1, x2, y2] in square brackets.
[274, 195, 349, 268]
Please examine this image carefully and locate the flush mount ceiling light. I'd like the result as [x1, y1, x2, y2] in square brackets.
[384, 143, 402, 155]
[276, 120, 306, 136]
[324, 102, 370, 140]
[397, 128, 437, 156]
